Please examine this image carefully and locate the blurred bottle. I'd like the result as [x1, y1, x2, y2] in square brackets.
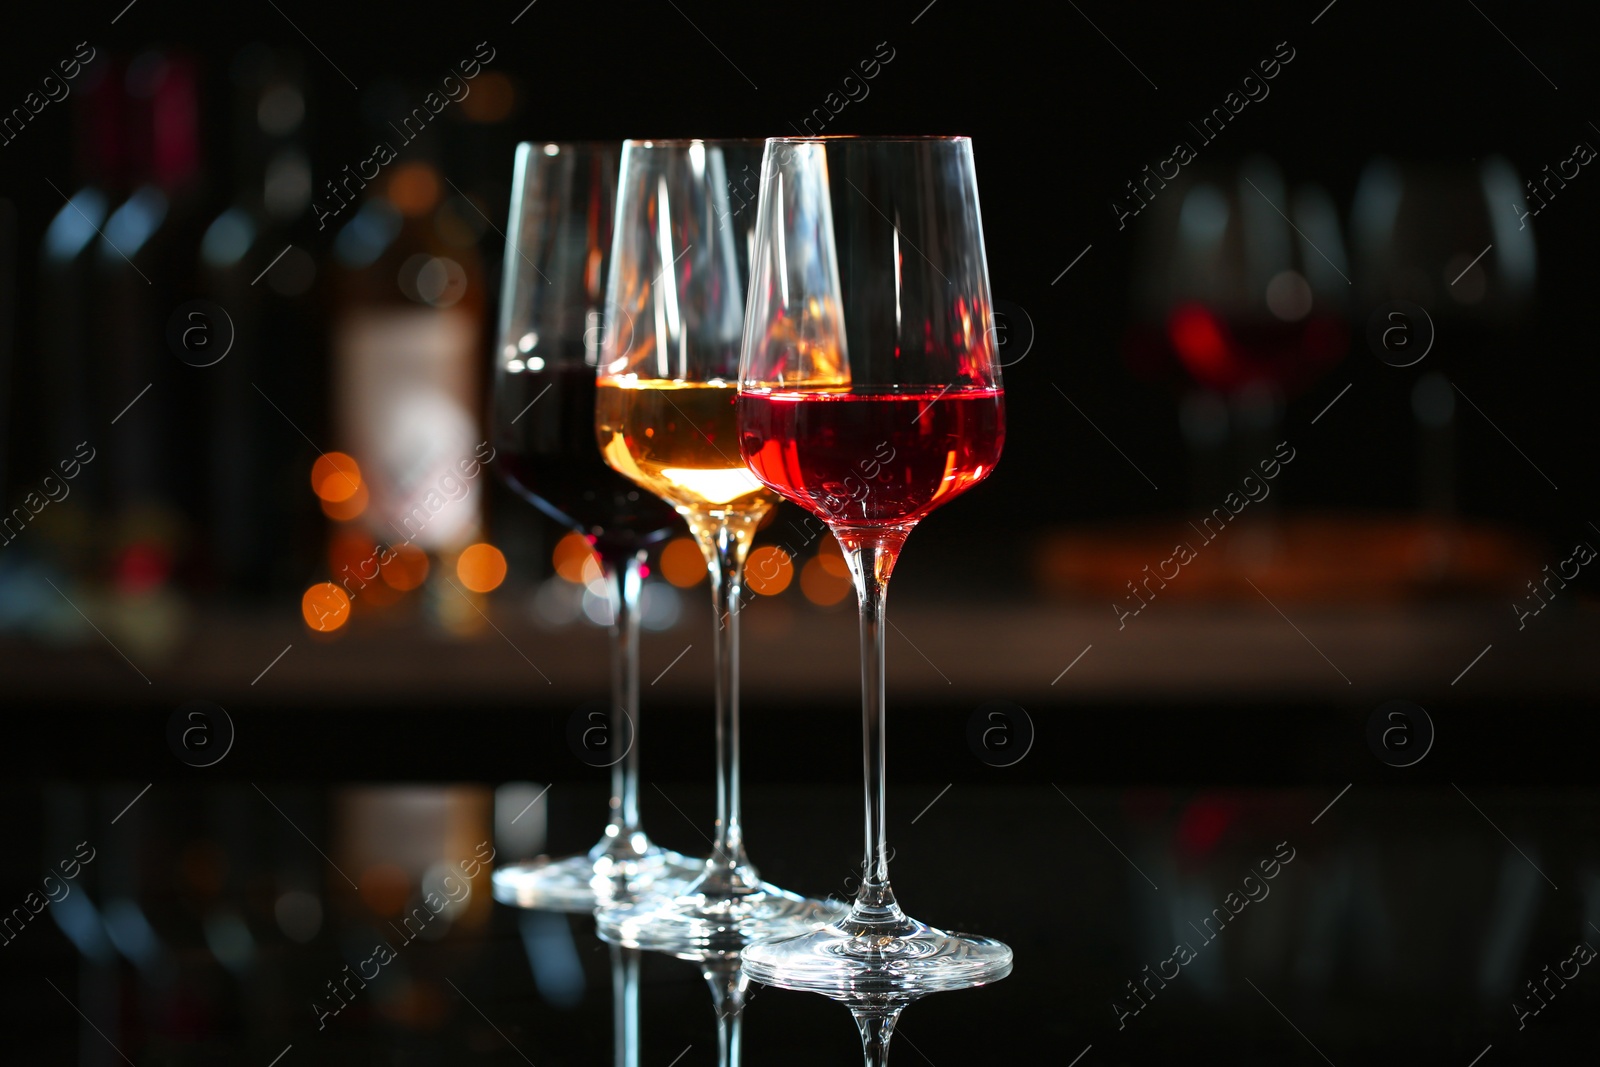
[199, 45, 323, 598]
[0, 196, 14, 497]
[33, 56, 124, 567]
[97, 49, 210, 611]
[329, 85, 487, 630]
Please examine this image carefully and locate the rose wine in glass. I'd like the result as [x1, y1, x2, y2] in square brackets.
[736, 136, 1011, 1063]
[488, 142, 697, 913]
[738, 388, 1004, 525]
[591, 139, 841, 957]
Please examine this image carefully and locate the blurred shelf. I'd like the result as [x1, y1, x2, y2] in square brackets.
[3, 598, 1594, 705]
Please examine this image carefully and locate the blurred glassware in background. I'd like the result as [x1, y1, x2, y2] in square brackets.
[1351, 156, 1536, 527]
[1043, 154, 1544, 608]
[1126, 155, 1349, 510]
[1351, 155, 1534, 317]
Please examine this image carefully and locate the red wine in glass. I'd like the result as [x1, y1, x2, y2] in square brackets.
[1166, 302, 1348, 396]
[494, 358, 682, 559]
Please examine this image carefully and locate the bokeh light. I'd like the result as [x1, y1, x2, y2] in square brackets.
[456, 543, 507, 593]
[272, 895, 321, 940]
[800, 556, 852, 606]
[301, 582, 351, 631]
[817, 533, 849, 577]
[319, 480, 367, 521]
[459, 71, 515, 122]
[387, 161, 441, 216]
[274, 890, 322, 944]
[380, 543, 429, 591]
[746, 546, 793, 596]
[113, 542, 172, 594]
[552, 531, 599, 584]
[639, 581, 683, 631]
[660, 537, 707, 588]
[311, 452, 361, 503]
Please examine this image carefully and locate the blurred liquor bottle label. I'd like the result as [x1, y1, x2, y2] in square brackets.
[333, 307, 481, 551]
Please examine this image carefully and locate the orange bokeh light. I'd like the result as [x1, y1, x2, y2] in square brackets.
[457, 542, 507, 593]
[459, 71, 515, 123]
[320, 481, 368, 521]
[660, 537, 707, 588]
[388, 162, 442, 216]
[380, 543, 430, 591]
[302, 582, 351, 631]
[311, 452, 362, 503]
[553, 531, 599, 584]
[745, 546, 793, 596]
[800, 556, 852, 606]
[817, 533, 849, 578]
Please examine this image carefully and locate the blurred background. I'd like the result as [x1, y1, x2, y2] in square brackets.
[1, 0, 1598, 1062]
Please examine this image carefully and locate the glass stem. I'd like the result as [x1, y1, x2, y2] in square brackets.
[692, 512, 761, 892]
[836, 526, 911, 922]
[599, 549, 646, 856]
[703, 957, 747, 1067]
[610, 943, 640, 1067]
[851, 1003, 905, 1067]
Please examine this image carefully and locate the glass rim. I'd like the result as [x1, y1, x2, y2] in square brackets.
[763, 134, 972, 144]
[622, 137, 769, 148]
[513, 139, 622, 152]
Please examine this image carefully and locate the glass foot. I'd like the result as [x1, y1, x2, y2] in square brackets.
[493, 842, 702, 913]
[741, 908, 1012, 997]
[597, 878, 846, 959]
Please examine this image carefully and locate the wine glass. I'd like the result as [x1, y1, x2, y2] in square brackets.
[736, 136, 1013, 1016]
[1125, 156, 1350, 506]
[489, 142, 698, 911]
[1350, 155, 1536, 518]
[592, 139, 842, 952]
